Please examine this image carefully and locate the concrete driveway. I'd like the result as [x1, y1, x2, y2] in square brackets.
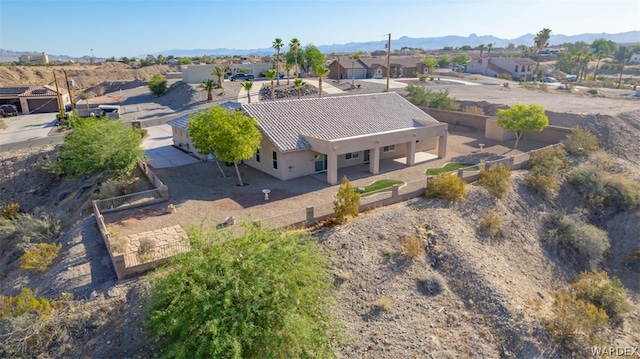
[0, 113, 60, 145]
[142, 124, 199, 168]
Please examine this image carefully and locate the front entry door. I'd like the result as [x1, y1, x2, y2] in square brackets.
[364, 150, 370, 164]
[314, 154, 327, 172]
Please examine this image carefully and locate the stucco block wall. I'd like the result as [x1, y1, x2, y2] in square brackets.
[181, 65, 217, 84]
[424, 108, 489, 131]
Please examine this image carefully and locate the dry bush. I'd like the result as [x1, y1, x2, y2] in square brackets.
[402, 234, 425, 258]
[94, 177, 137, 200]
[333, 176, 360, 224]
[480, 212, 501, 238]
[374, 297, 392, 311]
[502, 82, 510, 88]
[549, 214, 610, 266]
[479, 163, 511, 199]
[526, 146, 568, 193]
[461, 105, 485, 115]
[563, 126, 599, 156]
[539, 84, 549, 92]
[335, 270, 352, 281]
[497, 73, 512, 81]
[137, 238, 156, 263]
[547, 289, 607, 346]
[19, 243, 62, 272]
[570, 271, 632, 323]
[109, 235, 129, 254]
[1, 202, 21, 220]
[425, 174, 467, 201]
[588, 151, 617, 173]
[568, 165, 640, 211]
[417, 273, 447, 296]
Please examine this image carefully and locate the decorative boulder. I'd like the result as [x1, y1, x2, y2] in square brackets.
[166, 204, 177, 214]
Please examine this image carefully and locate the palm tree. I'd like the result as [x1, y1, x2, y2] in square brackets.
[285, 63, 292, 85]
[486, 43, 493, 57]
[212, 66, 225, 93]
[351, 52, 361, 85]
[533, 28, 552, 81]
[477, 44, 486, 57]
[294, 78, 305, 99]
[272, 38, 284, 86]
[581, 52, 594, 81]
[592, 50, 605, 81]
[315, 65, 330, 98]
[241, 81, 253, 104]
[574, 52, 582, 78]
[201, 79, 215, 101]
[615, 46, 639, 89]
[266, 69, 277, 100]
[289, 38, 301, 78]
[421, 57, 438, 76]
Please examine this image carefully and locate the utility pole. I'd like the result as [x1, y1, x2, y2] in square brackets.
[52, 71, 64, 120]
[336, 54, 340, 84]
[63, 69, 75, 112]
[386, 33, 391, 92]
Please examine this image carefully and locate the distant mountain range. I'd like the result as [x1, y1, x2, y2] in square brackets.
[1, 31, 638, 61]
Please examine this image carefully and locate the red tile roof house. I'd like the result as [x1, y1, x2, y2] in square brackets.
[167, 92, 448, 185]
[465, 57, 536, 81]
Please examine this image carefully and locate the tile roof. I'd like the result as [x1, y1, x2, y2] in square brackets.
[167, 102, 242, 130]
[0, 85, 66, 97]
[242, 92, 440, 152]
[0, 86, 29, 96]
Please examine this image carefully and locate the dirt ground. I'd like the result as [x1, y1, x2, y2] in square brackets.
[1, 65, 639, 357]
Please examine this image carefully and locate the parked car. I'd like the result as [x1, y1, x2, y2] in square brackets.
[0, 104, 18, 117]
[230, 73, 255, 81]
[540, 77, 557, 83]
[565, 75, 578, 82]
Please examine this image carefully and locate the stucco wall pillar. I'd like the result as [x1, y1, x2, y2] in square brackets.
[407, 140, 416, 166]
[369, 146, 380, 174]
[438, 134, 447, 158]
[327, 153, 338, 185]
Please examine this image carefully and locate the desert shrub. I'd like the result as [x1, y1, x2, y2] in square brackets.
[109, 235, 129, 254]
[547, 289, 608, 345]
[522, 82, 538, 90]
[502, 82, 510, 88]
[419, 75, 426, 82]
[589, 151, 618, 172]
[568, 166, 640, 211]
[2, 202, 21, 220]
[333, 176, 361, 223]
[479, 163, 511, 199]
[538, 84, 549, 92]
[95, 177, 137, 199]
[461, 105, 485, 115]
[137, 238, 156, 263]
[526, 146, 568, 192]
[425, 173, 467, 201]
[480, 212, 501, 237]
[497, 72, 512, 80]
[569, 271, 632, 322]
[405, 85, 460, 110]
[19, 243, 62, 271]
[0, 119, 6, 130]
[567, 166, 606, 205]
[550, 214, 610, 265]
[145, 224, 342, 358]
[402, 234, 425, 258]
[374, 297, 392, 311]
[417, 273, 447, 296]
[604, 178, 640, 211]
[13, 213, 61, 244]
[563, 126, 599, 156]
[587, 89, 598, 95]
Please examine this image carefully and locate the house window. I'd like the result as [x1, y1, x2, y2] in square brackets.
[515, 65, 519, 72]
[256, 149, 260, 162]
[345, 152, 359, 160]
[272, 151, 278, 169]
[383, 145, 395, 152]
[527, 65, 531, 72]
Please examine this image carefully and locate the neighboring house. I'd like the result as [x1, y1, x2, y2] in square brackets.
[229, 62, 272, 77]
[629, 53, 640, 64]
[19, 52, 49, 64]
[166, 58, 179, 65]
[168, 93, 447, 185]
[0, 85, 70, 114]
[465, 57, 536, 81]
[181, 64, 220, 84]
[327, 57, 426, 80]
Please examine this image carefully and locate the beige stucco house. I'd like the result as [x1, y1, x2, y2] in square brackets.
[168, 92, 447, 185]
[0, 85, 70, 114]
[19, 52, 49, 64]
[465, 57, 536, 81]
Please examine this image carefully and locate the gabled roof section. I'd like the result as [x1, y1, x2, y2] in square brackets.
[242, 92, 440, 152]
[0, 86, 29, 95]
[167, 110, 205, 131]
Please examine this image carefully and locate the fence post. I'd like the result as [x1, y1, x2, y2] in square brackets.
[306, 206, 314, 224]
[392, 184, 399, 197]
[457, 168, 463, 179]
[509, 156, 515, 169]
[160, 185, 169, 200]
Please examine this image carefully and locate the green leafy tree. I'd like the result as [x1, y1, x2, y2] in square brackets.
[49, 120, 144, 177]
[460, 45, 472, 51]
[315, 65, 329, 98]
[148, 74, 167, 96]
[272, 38, 284, 86]
[533, 28, 552, 81]
[241, 81, 253, 103]
[187, 106, 261, 186]
[421, 57, 438, 75]
[178, 58, 193, 65]
[266, 69, 277, 100]
[451, 54, 471, 66]
[213, 66, 225, 93]
[333, 176, 360, 223]
[145, 225, 342, 358]
[591, 38, 617, 56]
[496, 103, 549, 149]
[156, 54, 166, 65]
[294, 78, 305, 99]
[437, 56, 450, 68]
[289, 37, 301, 77]
[298, 45, 325, 74]
[201, 79, 215, 101]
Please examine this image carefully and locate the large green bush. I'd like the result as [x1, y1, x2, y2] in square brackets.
[569, 271, 632, 322]
[563, 126, 599, 156]
[425, 173, 467, 201]
[333, 176, 360, 223]
[526, 145, 568, 192]
[148, 75, 167, 96]
[550, 214, 610, 265]
[567, 165, 640, 211]
[145, 225, 342, 358]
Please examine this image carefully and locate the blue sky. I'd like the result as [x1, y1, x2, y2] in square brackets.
[1, 0, 638, 58]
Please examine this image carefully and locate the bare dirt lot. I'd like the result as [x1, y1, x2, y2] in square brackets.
[1, 65, 639, 357]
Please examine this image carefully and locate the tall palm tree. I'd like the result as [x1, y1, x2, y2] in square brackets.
[477, 44, 486, 57]
[581, 52, 594, 81]
[592, 50, 605, 81]
[272, 38, 284, 86]
[533, 28, 552, 81]
[266, 69, 277, 100]
[574, 52, 582, 78]
[241, 81, 253, 104]
[289, 38, 301, 78]
[285, 63, 292, 85]
[201, 79, 215, 101]
[315, 65, 330, 98]
[486, 43, 493, 57]
[294, 78, 305, 99]
[212, 66, 225, 93]
[615, 45, 638, 89]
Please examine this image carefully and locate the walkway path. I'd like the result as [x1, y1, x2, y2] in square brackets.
[360, 78, 408, 89]
[303, 78, 344, 95]
[237, 81, 263, 103]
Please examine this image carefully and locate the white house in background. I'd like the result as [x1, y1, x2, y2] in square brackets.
[19, 52, 49, 64]
[629, 53, 640, 64]
[167, 92, 448, 185]
[229, 62, 272, 77]
[466, 57, 536, 81]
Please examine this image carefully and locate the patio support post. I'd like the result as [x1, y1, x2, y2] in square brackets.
[407, 140, 416, 166]
[369, 146, 380, 175]
[437, 134, 447, 158]
[327, 153, 338, 185]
